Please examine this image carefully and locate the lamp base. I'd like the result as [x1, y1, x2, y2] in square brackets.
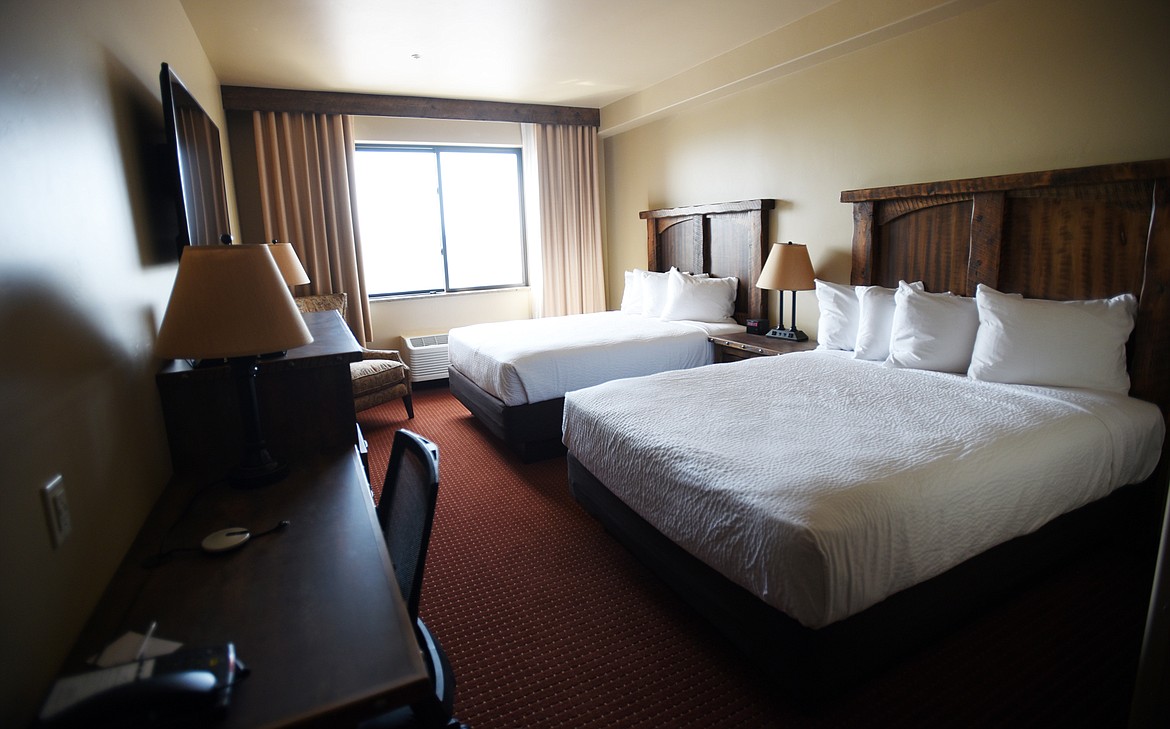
[228, 356, 289, 487]
[230, 447, 289, 487]
[766, 327, 808, 341]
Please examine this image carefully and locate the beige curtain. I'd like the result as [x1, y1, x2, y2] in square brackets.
[252, 111, 372, 342]
[521, 123, 605, 317]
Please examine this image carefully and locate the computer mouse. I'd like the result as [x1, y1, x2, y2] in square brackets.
[200, 528, 251, 553]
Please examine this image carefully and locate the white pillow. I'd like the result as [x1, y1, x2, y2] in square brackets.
[814, 279, 859, 351]
[853, 283, 908, 361]
[638, 269, 675, 318]
[620, 269, 645, 314]
[886, 282, 979, 373]
[659, 268, 738, 322]
[967, 284, 1137, 393]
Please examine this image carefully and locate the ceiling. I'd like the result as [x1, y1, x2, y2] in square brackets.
[180, 0, 838, 109]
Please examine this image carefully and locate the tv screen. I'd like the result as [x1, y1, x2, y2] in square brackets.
[160, 62, 231, 252]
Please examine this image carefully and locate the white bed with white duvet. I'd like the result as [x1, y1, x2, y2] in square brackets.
[448, 309, 742, 407]
[446, 198, 774, 461]
[563, 349, 1164, 629]
[562, 159, 1170, 694]
[446, 268, 746, 461]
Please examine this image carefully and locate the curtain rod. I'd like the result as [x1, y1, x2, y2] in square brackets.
[221, 86, 600, 127]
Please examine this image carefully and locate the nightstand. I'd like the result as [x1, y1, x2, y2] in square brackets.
[709, 331, 818, 362]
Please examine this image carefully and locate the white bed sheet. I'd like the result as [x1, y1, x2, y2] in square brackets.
[562, 351, 1164, 629]
[448, 310, 743, 406]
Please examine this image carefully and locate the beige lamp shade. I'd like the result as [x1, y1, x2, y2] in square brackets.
[255, 242, 310, 287]
[155, 245, 313, 360]
[756, 242, 816, 291]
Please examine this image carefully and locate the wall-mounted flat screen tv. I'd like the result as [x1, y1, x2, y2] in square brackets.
[160, 62, 231, 253]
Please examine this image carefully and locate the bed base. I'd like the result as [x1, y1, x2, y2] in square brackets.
[448, 364, 566, 463]
[568, 453, 1160, 698]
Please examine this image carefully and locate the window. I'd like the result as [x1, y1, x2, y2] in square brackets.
[353, 145, 527, 296]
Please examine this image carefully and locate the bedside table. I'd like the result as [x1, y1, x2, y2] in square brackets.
[709, 331, 818, 362]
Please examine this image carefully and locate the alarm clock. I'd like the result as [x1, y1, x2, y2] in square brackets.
[746, 318, 768, 335]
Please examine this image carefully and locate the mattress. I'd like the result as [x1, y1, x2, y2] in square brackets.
[448, 310, 743, 406]
[562, 351, 1165, 628]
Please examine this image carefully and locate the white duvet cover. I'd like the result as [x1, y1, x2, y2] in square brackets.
[562, 351, 1164, 629]
[448, 311, 743, 406]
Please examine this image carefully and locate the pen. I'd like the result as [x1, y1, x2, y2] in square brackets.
[136, 620, 157, 663]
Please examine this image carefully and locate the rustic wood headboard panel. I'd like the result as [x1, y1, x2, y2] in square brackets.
[640, 199, 774, 324]
[841, 159, 1170, 471]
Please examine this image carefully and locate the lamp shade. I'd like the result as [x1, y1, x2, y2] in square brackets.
[756, 242, 816, 291]
[155, 245, 313, 360]
[255, 242, 310, 287]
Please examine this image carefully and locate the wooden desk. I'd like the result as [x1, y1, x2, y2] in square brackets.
[55, 447, 431, 727]
[156, 310, 361, 477]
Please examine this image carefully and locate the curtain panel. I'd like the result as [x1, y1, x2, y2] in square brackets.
[521, 123, 605, 317]
[252, 111, 372, 342]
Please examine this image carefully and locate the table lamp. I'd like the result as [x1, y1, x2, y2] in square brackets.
[155, 245, 313, 485]
[261, 241, 310, 287]
[756, 242, 816, 341]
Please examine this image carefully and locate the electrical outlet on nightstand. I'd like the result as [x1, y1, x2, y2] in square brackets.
[42, 474, 72, 548]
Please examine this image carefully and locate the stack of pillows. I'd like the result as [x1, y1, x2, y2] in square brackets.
[620, 267, 739, 323]
[815, 279, 1138, 394]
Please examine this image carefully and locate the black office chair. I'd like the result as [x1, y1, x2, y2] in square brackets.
[361, 429, 465, 729]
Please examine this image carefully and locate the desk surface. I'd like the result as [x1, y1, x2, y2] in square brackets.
[58, 447, 430, 727]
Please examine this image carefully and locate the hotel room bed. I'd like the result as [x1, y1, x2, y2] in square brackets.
[566, 351, 1164, 628]
[563, 159, 1170, 693]
[449, 312, 743, 407]
[449, 199, 772, 461]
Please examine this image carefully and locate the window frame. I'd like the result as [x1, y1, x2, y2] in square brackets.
[353, 143, 529, 298]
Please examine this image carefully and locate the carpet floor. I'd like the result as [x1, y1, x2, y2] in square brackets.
[357, 384, 1153, 729]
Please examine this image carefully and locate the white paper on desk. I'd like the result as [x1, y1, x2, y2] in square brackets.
[90, 630, 182, 668]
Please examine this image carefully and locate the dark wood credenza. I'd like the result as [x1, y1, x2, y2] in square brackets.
[156, 310, 361, 477]
[43, 311, 430, 726]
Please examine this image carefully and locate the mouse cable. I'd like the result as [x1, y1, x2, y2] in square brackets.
[141, 519, 290, 568]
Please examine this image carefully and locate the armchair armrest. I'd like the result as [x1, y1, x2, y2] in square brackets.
[361, 347, 406, 365]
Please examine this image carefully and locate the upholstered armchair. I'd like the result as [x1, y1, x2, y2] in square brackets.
[294, 294, 414, 419]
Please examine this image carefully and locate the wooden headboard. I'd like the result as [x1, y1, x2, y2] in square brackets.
[841, 159, 1170, 472]
[640, 199, 773, 324]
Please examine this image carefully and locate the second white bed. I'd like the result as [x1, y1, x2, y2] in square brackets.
[448, 310, 743, 406]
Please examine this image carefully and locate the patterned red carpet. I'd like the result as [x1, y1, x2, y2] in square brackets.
[357, 384, 1152, 728]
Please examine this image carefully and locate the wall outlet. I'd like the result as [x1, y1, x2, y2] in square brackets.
[41, 475, 72, 548]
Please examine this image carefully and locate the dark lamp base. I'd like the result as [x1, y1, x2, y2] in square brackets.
[230, 448, 289, 487]
[766, 327, 809, 341]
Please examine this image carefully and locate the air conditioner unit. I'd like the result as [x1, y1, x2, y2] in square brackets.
[401, 333, 450, 382]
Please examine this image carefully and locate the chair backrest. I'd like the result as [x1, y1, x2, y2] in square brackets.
[377, 429, 440, 620]
[294, 292, 347, 314]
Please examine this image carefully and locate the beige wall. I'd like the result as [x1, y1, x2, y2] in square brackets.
[601, 0, 1170, 334]
[0, 1, 226, 723]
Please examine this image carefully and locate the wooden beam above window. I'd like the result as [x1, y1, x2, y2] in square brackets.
[220, 86, 600, 127]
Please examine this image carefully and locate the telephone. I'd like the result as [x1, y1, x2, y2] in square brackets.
[39, 643, 245, 728]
